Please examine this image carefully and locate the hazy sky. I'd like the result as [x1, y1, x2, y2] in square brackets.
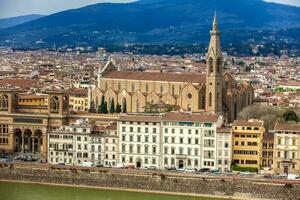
[0, 0, 299, 19]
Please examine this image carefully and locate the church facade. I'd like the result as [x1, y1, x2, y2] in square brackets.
[91, 15, 254, 122]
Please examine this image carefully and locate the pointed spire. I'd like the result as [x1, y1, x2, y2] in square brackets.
[213, 11, 218, 31]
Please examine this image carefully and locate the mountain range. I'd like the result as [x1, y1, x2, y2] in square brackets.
[0, 14, 44, 29]
[0, 0, 299, 47]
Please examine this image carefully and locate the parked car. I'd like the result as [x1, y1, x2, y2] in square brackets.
[115, 163, 126, 169]
[96, 164, 104, 168]
[165, 167, 177, 172]
[82, 161, 94, 167]
[177, 168, 185, 172]
[184, 168, 196, 173]
[147, 166, 157, 170]
[199, 168, 210, 173]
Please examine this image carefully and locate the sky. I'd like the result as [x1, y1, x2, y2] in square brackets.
[0, 0, 299, 19]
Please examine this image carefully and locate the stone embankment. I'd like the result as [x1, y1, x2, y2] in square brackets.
[0, 163, 299, 200]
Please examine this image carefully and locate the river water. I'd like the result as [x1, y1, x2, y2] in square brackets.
[0, 181, 223, 200]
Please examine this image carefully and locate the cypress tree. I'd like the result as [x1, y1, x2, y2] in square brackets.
[122, 99, 127, 113]
[103, 101, 108, 114]
[100, 95, 105, 113]
[88, 100, 96, 113]
[110, 98, 115, 113]
[116, 102, 122, 113]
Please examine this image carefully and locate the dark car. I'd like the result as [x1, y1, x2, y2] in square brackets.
[199, 168, 210, 173]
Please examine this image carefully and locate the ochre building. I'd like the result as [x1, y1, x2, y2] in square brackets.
[91, 15, 253, 122]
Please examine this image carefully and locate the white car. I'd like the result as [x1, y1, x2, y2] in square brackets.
[177, 168, 185, 172]
[184, 168, 196, 173]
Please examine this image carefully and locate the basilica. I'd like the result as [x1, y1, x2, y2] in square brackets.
[91, 15, 254, 122]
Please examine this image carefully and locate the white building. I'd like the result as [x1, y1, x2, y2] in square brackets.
[90, 123, 118, 167]
[48, 119, 91, 166]
[216, 127, 232, 172]
[161, 112, 222, 171]
[48, 119, 118, 167]
[118, 114, 162, 169]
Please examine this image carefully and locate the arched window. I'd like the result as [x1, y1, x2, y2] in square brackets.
[118, 83, 121, 91]
[146, 84, 149, 93]
[50, 96, 59, 112]
[209, 92, 212, 107]
[208, 58, 213, 74]
[0, 95, 8, 111]
[160, 85, 164, 94]
[132, 83, 135, 92]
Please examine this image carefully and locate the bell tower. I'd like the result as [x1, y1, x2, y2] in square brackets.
[205, 13, 223, 114]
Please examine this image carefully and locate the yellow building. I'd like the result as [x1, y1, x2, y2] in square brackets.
[69, 88, 88, 112]
[18, 94, 47, 106]
[90, 15, 254, 123]
[232, 119, 265, 170]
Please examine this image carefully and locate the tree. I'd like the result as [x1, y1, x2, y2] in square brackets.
[116, 102, 122, 113]
[238, 104, 286, 130]
[100, 95, 105, 113]
[88, 100, 96, 113]
[97, 105, 101, 113]
[144, 102, 158, 113]
[122, 99, 127, 113]
[109, 98, 115, 114]
[282, 110, 299, 122]
[103, 101, 108, 114]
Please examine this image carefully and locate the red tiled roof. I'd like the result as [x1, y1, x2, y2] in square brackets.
[0, 79, 37, 88]
[233, 119, 263, 127]
[275, 123, 300, 132]
[70, 88, 88, 96]
[119, 114, 162, 123]
[102, 71, 206, 84]
[162, 112, 219, 123]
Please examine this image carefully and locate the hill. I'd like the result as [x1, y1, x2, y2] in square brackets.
[0, 0, 299, 47]
[0, 14, 45, 29]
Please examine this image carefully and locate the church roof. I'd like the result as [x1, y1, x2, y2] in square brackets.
[102, 71, 206, 84]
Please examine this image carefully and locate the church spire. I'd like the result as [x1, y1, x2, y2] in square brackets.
[205, 13, 223, 114]
[213, 11, 218, 31]
[207, 12, 221, 59]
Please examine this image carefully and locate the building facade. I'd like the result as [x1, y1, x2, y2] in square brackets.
[232, 119, 265, 170]
[216, 127, 232, 172]
[0, 88, 69, 158]
[161, 112, 223, 171]
[261, 132, 274, 169]
[273, 123, 300, 174]
[118, 115, 162, 169]
[48, 120, 118, 166]
[91, 16, 254, 122]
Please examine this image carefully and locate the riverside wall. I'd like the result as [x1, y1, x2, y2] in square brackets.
[0, 166, 299, 200]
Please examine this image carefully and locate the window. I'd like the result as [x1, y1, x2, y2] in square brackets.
[209, 92, 212, 107]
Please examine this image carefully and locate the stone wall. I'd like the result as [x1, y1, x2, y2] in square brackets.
[0, 167, 299, 200]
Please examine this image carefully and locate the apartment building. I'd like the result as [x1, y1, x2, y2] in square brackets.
[273, 123, 300, 174]
[48, 119, 91, 165]
[216, 127, 232, 172]
[232, 119, 265, 170]
[118, 114, 162, 169]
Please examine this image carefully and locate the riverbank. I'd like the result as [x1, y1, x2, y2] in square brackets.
[0, 166, 299, 200]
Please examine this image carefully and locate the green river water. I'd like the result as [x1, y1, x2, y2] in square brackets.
[0, 181, 224, 200]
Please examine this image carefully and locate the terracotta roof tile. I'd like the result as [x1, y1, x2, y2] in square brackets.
[118, 114, 162, 123]
[102, 71, 206, 84]
[275, 123, 300, 132]
[233, 119, 263, 127]
[162, 112, 219, 123]
[0, 79, 37, 88]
